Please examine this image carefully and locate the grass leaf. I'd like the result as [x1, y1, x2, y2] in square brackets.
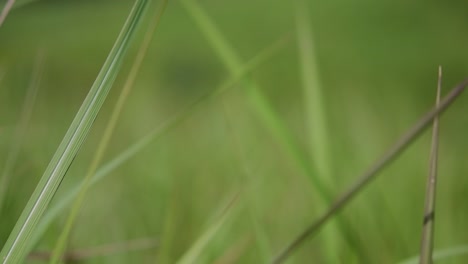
[176, 193, 240, 264]
[179, 0, 333, 202]
[0, 0, 149, 262]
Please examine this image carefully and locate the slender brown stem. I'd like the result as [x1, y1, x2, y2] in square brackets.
[272, 78, 468, 264]
[419, 67, 442, 264]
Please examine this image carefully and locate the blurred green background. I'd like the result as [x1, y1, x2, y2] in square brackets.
[1, 0, 468, 263]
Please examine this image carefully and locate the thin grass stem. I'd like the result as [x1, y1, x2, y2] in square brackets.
[419, 66, 442, 264]
[272, 78, 468, 264]
[176, 192, 240, 264]
[398, 244, 468, 264]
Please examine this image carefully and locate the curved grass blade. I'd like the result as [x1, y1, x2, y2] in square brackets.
[176, 193, 240, 264]
[23, 37, 286, 255]
[419, 66, 442, 264]
[398, 244, 468, 264]
[0, 0, 16, 27]
[0, 0, 149, 262]
[272, 79, 468, 264]
[179, 0, 332, 202]
[49, 1, 164, 263]
[0, 51, 44, 215]
[295, 0, 350, 262]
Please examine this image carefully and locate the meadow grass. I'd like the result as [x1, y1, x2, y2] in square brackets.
[0, 0, 150, 262]
[49, 1, 167, 263]
[1, 1, 468, 263]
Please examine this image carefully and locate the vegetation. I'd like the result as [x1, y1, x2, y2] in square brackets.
[0, 0, 467, 263]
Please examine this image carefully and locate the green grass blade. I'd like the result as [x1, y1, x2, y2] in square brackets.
[295, 1, 369, 262]
[0, 0, 149, 262]
[176, 193, 240, 264]
[272, 79, 468, 264]
[295, 0, 331, 183]
[294, 0, 342, 262]
[49, 1, 163, 263]
[179, 0, 332, 201]
[0, 51, 44, 215]
[9, 0, 38, 10]
[419, 67, 442, 264]
[221, 105, 272, 262]
[23, 38, 285, 255]
[398, 244, 468, 264]
[0, 0, 16, 27]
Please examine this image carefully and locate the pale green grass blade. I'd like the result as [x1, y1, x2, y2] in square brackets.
[180, 0, 331, 201]
[295, 1, 368, 262]
[398, 245, 468, 264]
[0, 0, 16, 27]
[24, 38, 285, 255]
[272, 79, 468, 263]
[419, 67, 442, 264]
[9, 0, 37, 10]
[0, 0, 149, 262]
[221, 105, 272, 262]
[294, 0, 342, 262]
[49, 1, 163, 263]
[295, 0, 331, 184]
[176, 193, 240, 264]
[0, 51, 44, 215]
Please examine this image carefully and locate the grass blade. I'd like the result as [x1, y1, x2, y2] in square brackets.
[179, 0, 332, 201]
[49, 1, 164, 263]
[295, 0, 353, 262]
[176, 193, 240, 264]
[0, 0, 16, 27]
[272, 78, 468, 264]
[419, 66, 442, 264]
[295, 0, 331, 185]
[0, 51, 44, 215]
[24, 37, 285, 255]
[0, 0, 149, 262]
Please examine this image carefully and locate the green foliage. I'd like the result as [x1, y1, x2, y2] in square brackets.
[1, 0, 468, 263]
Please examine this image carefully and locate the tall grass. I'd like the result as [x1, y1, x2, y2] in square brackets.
[179, 0, 331, 201]
[0, 0, 149, 262]
[18, 27, 285, 260]
[1, 1, 467, 263]
[272, 78, 468, 263]
[49, 1, 166, 263]
[176, 193, 240, 264]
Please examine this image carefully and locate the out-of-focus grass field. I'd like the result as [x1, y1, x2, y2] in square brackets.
[1, 0, 468, 263]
